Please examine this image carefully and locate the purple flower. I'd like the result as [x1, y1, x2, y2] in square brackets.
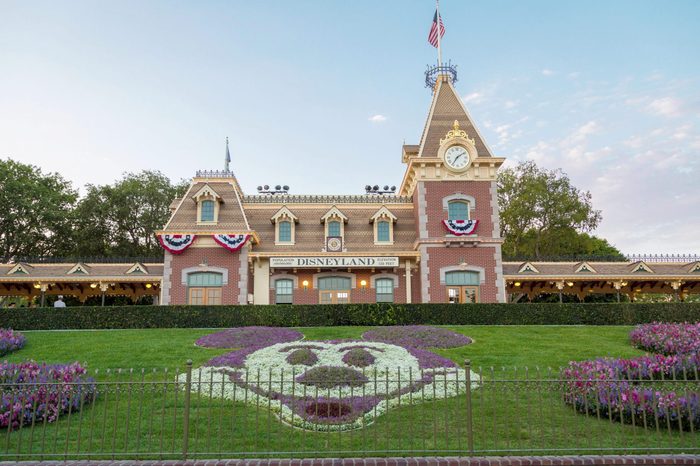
[195, 327, 303, 349]
[0, 361, 97, 430]
[362, 326, 472, 349]
[630, 322, 700, 356]
[0, 329, 26, 356]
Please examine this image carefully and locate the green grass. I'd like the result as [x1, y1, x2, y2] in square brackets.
[0, 325, 697, 460]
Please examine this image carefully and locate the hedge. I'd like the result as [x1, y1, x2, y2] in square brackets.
[2, 303, 699, 330]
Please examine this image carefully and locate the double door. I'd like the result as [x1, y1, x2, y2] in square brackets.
[319, 290, 350, 304]
[447, 286, 479, 304]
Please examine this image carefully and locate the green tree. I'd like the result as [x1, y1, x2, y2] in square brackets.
[71, 171, 188, 258]
[0, 159, 78, 261]
[498, 161, 614, 259]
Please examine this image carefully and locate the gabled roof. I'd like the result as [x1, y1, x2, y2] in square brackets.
[574, 262, 597, 274]
[518, 262, 540, 274]
[161, 179, 252, 233]
[369, 206, 398, 223]
[320, 206, 348, 223]
[67, 263, 91, 275]
[417, 75, 494, 159]
[271, 206, 298, 223]
[191, 184, 223, 202]
[630, 261, 654, 273]
[7, 263, 32, 275]
[125, 262, 149, 275]
[687, 261, 700, 273]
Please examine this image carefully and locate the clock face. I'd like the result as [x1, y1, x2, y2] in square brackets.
[327, 237, 342, 252]
[444, 145, 470, 170]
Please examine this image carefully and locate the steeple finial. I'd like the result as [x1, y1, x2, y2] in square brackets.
[225, 137, 231, 172]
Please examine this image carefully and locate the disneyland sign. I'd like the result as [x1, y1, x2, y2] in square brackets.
[269, 256, 399, 268]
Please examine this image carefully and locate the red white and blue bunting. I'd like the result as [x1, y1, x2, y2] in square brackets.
[442, 219, 479, 236]
[213, 234, 250, 252]
[157, 234, 197, 254]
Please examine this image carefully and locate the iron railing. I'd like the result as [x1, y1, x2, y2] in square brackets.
[0, 361, 697, 461]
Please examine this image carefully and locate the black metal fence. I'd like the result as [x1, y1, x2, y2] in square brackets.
[0, 361, 697, 461]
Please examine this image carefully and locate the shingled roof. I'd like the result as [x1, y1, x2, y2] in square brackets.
[417, 75, 494, 159]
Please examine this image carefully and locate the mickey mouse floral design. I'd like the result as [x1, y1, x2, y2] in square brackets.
[183, 326, 479, 431]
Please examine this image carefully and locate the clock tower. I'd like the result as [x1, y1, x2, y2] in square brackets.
[399, 67, 506, 303]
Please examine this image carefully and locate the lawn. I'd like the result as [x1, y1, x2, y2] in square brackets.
[1, 325, 697, 460]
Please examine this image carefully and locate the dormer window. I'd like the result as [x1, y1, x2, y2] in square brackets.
[200, 200, 215, 222]
[321, 206, 348, 252]
[370, 206, 397, 245]
[271, 206, 298, 245]
[192, 184, 222, 225]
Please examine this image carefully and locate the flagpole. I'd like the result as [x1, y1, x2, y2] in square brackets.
[436, 0, 442, 66]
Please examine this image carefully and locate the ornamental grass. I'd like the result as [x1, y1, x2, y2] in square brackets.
[0, 328, 26, 357]
[0, 361, 97, 430]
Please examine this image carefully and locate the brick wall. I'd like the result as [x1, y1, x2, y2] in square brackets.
[422, 180, 494, 238]
[168, 247, 242, 305]
[424, 245, 499, 303]
[267, 269, 409, 305]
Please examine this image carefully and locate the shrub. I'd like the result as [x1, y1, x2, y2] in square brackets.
[0, 361, 97, 430]
[0, 329, 26, 356]
[1, 303, 699, 330]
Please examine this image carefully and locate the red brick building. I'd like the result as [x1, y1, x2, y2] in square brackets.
[157, 73, 506, 305]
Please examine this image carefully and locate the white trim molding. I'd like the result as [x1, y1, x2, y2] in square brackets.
[369, 273, 400, 289]
[312, 271, 357, 289]
[270, 273, 299, 290]
[439, 265, 486, 285]
[180, 266, 229, 285]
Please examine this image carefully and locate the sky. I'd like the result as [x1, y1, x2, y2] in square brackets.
[1, 0, 699, 255]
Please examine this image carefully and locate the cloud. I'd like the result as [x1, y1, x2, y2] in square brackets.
[541, 69, 554, 76]
[647, 97, 683, 117]
[368, 114, 387, 123]
[462, 92, 482, 104]
[567, 72, 581, 79]
[504, 100, 518, 110]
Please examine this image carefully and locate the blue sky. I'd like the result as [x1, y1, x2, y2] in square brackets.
[1, 0, 699, 254]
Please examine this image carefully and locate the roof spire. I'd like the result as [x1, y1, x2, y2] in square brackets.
[225, 137, 231, 172]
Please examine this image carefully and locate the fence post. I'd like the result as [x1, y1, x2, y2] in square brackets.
[464, 359, 474, 455]
[182, 360, 193, 460]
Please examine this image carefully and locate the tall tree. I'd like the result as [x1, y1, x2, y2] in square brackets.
[71, 171, 188, 258]
[498, 161, 609, 259]
[0, 159, 78, 261]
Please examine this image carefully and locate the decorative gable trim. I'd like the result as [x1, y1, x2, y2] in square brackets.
[688, 261, 700, 273]
[7, 263, 32, 275]
[126, 262, 149, 275]
[271, 206, 298, 223]
[369, 206, 397, 223]
[518, 262, 540, 274]
[191, 184, 222, 202]
[630, 261, 653, 273]
[574, 262, 597, 274]
[320, 206, 348, 223]
[67, 263, 91, 275]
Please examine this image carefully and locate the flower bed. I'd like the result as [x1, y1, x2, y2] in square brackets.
[0, 328, 26, 356]
[183, 327, 478, 431]
[0, 361, 97, 430]
[195, 326, 303, 349]
[562, 322, 700, 431]
[362, 325, 471, 349]
[630, 322, 700, 356]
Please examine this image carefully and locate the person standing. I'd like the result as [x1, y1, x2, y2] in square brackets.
[54, 295, 66, 308]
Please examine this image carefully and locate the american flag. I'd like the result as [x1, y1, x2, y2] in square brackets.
[428, 10, 445, 48]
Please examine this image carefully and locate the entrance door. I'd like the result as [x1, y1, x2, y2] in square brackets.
[447, 286, 479, 303]
[445, 271, 480, 303]
[318, 277, 352, 304]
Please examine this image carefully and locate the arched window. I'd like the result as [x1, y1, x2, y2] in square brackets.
[448, 201, 469, 221]
[187, 272, 223, 305]
[275, 279, 293, 304]
[376, 221, 391, 242]
[318, 276, 351, 304]
[200, 200, 215, 222]
[328, 220, 341, 237]
[445, 271, 480, 286]
[445, 270, 480, 304]
[278, 220, 292, 243]
[375, 278, 394, 303]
